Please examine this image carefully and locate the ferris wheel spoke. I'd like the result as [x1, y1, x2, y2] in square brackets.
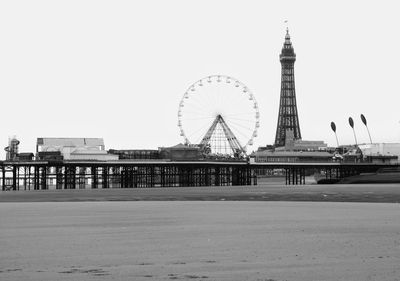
[183, 106, 214, 118]
[225, 121, 255, 143]
[225, 116, 256, 123]
[183, 108, 213, 117]
[182, 116, 216, 121]
[189, 92, 214, 112]
[226, 118, 255, 131]
[226, 128, 251, 145]
[190, 83, 218, 111]
[186, 95, 220, 114]
[204, 87, 220, 111]
[223, 122, 250, 143]
[222, 112, 256, 117]
[188, 119, 214, 135]
[190, 123, 215, 144]
[205, 84, 220, 105]
[215, 83, 223, 109]
[183, 101, 211, 113]
[224, 119, 252, 135]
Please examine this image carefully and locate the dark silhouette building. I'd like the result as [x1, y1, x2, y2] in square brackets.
[274, 28, 301, 147]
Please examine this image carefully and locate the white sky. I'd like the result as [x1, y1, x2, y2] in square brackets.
[1, 0, 399, 154]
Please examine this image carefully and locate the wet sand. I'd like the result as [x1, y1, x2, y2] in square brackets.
[1, 201, 400, 281]
[1, 183, 400, 203]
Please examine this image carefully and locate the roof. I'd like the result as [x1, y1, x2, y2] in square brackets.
[162, 143, 200, 150]
[70, 150, 108, 155]
[37, 138, 104, 147]
[255, 150, 333, 158]
[18, 152, 34, 156]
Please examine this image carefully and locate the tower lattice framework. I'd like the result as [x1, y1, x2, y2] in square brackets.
[274, 29, 301, 147]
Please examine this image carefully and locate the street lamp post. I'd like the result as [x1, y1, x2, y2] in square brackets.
[348, 117, 358, 146]
[360, 114, 373, 144]
[330, 121, 339, 147]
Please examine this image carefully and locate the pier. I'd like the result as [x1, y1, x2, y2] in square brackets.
[1, 160, 399, 191]
[0, 160, 255, 191]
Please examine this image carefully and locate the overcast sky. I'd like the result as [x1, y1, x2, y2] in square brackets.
[1, 0, 399, 154]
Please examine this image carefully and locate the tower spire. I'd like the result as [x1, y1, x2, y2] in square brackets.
[284, 20, 290, 42]
[274, 28, 302, 147]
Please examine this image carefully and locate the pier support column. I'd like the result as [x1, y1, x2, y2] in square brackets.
[102, 167, 109, 189]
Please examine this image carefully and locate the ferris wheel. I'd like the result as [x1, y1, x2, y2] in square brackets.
[178, 75, 260, 155]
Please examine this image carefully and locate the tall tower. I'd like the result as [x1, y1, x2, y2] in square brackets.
[274, 28, 301, 147]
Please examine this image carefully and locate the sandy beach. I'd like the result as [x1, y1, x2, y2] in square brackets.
[1, 199, 400, 281]
[1, 183, 400, 203]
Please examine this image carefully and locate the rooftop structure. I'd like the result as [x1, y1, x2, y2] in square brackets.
[37, 137, 105, 150]
[159, 143, 202, 161]
[4, 136, 20, 161]
[108, 149, 160, 160]
[358, 143, 400, 164]
[275, 130, 327, 152]
[36, 137, 118, 161]
[252, 150, 333, 163]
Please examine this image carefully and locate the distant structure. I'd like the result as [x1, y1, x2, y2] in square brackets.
[4, 136, 20, 161]
[358, 143, 400, 164]
[274, 28, 301, 147]
[178, 75, 259, 157]
[275, 130, 327, 152]
[36, 138, 118, 161]
[159, 144, 202, 161]
[108, 149, 160, 160]
[254, 28, 328, 163]
[253, 150, 333, 163]
[108, 146, 203, 161]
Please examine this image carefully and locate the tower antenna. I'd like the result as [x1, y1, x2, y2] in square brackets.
[284, 20, 289, 31]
